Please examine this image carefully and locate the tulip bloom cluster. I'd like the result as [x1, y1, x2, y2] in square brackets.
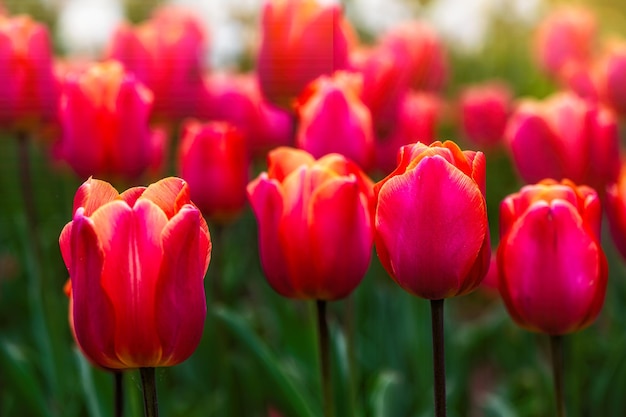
[498, 179, 607, 335]
[61, 177, 211, 369]
[247, 147, 374, 300]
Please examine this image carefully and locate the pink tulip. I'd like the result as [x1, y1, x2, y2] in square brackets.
[374, 141, 490, 299]
[605, 165, 626, 260]
[498, 179, 607, 335]
[596, 40, 626, 117]
[458, 82, 511, 150]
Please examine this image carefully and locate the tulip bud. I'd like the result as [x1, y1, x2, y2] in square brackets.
[374, 141, 490, 299]
[498, 179, 607, 335]
[247, 147, 374, 300]
[60, 177, 212, 369]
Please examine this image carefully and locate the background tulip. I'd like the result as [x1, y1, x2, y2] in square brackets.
[247, 147, 373, 300]
[60, 177, 211, 370]
[55, 60, 165, 181]
[606, 165, 626, 260]
[178, 120, 249, 223]
[498, 179, 607, 335]
[596, 41, 626, 117]
[374, 140, 490, 300]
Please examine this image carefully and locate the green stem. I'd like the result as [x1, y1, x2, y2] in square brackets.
[550, 335, 566, 417]
[114, 371, 124, 417]
[316, 300, 334, 417]
[430, 299, 446, 417]
[140, 368, 159, 417]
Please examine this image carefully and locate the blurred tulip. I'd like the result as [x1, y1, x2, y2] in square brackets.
[374, 141, 490, 299]
[247, 147, 374, 300]
[106, 6, 206, 121]
[60, 177, 212, 369]
[56, 60, 165, 181]
[505, 91, 620, 192]
[557, 60, 600, 101]
[534, 6, 596, 77]
[498, 179, 607, 335]
[459, 82, 511, 150]
[178, 120, 249, 223]
[295, 71, 375, 170]
[596, 40, 626, 117]
[375, 92, 442, 174]
[257, 0, 354, 109]
[605, 165, 626, 260]
[198, 72, 293, 156]
[0, 14, 58, 131]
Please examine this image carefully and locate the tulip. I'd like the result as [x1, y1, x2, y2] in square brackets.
[505, 91, 620, 192]
[178, 120, 249, 223]
[106, 6, 206, 121]
[605, 165, 626, 260]
[534, 6, 596, 78]
[257, 0, 354, 109]
[458, 81, 511, 150]
[295, 71, 375, 170]
[60, 177, 212, 370]
[374, 140, 490, 300]
[498, 179, 607, 335]
[55, 60, 165, 181]
[596, 40, 626, 117]
[247, 147, 374, 300]
[0, 14, 58, 132]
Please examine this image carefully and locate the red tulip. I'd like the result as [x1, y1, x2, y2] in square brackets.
[458, 81, 511, 150]
[374, 141, 490, 299]
[505, 91, 620, 192]
[0, 14, 58, 131]
[534, 6, 596, 77]
[178, 120, 249, 223]
[596, 40, 626, 117]
[257, 0, 354, 109]
[247, 147, 374, 300]
[498, 179, 607, 335]
[60, 177, 212, 369]
[106, 6, 206, 120]
[295, 71, 375, 170]
[56, 60, 165, 181]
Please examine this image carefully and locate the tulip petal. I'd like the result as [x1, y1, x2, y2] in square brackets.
[267, 147, 315, 182]
[375, 155, 487, 299]
[156, 205, 209, 366]
[73, 177, 120, 216]
[140, 177, 190, 219]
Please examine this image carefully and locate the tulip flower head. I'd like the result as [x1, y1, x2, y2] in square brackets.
[605, 165, 626, 260]
[247, 147, 374, 300]
[596, 40, 626, 118]
[498, 179, 607, 335]
[60, 177, 211, 369]
[374, 141, 490, 300]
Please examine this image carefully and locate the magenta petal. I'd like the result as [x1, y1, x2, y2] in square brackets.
[156, 205, 209, 365]
[375, 156, 487, 299]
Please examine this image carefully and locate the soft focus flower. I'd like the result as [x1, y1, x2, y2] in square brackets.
[0, 14, 58, 131]
[257, 0, 354, 109]
[247, 147, 374, 300]
[197, 72, 293, 156]
[505, 91, 620, 192]
[56, 60, 165, 181]
[458, 82, 511, 150]
[374, 141, 490, 300]
[534, 6, 596, 78]
[60, 177, 212, 369]
[106, 6, 206, 120]
[374, 92, 442, 174]
[498, 179, 607, 335]
[605, 164, 626, 260]
[596, 40, 626, 117]
[295, 71, 374, 170]
[178, 120, 249, 223]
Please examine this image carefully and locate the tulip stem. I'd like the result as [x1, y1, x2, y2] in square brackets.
[430, 299, 446, 417]
[549, 335, 566, 417]
[316, 300, 334, 417]
[114, 371, 124, 417]
[140, 367, 159, 417]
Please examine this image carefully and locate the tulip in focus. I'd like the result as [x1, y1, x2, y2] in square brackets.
[106, 6, 206, 121]
[459, 82, 511, 150]
[257, 0, 354, 109]
[505, 91, 620, 192]
[498, 179, 607, 335]
[178, 120, 249, 223]
[60, 177, 212, 369]
[56, 60, 165, 181]
[247, 147, 374, 300]
[374, 141, 490, 299]
[295, 71, 375, 170]
[0, 14, 58, 131]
